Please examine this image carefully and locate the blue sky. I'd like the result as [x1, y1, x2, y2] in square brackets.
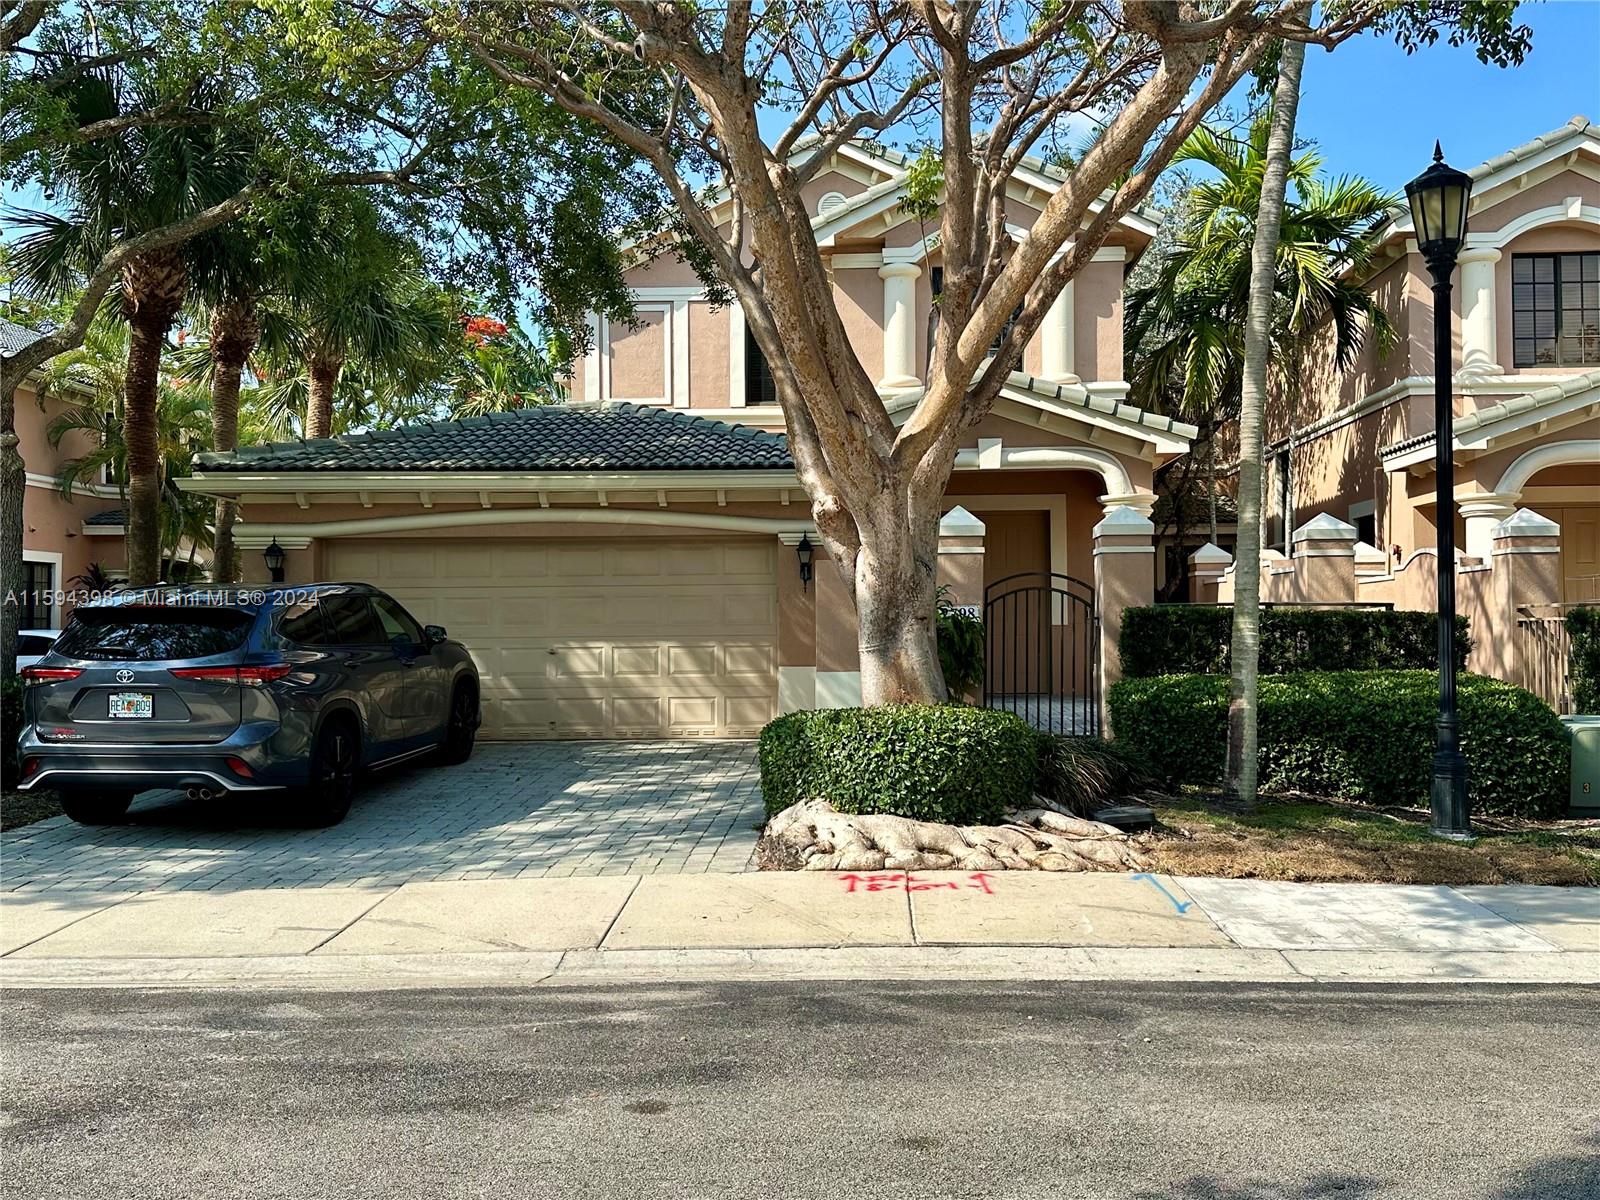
[1288, 1, 1600, 189]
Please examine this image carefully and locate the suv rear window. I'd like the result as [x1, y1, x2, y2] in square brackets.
[52, 607, 254, 661]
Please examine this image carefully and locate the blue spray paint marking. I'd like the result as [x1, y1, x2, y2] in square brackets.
[1131, 872, 1193, 914]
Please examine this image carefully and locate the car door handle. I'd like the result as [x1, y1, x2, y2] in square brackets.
[342, 658, 362, 670]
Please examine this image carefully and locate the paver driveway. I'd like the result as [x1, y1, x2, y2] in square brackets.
[1, 742, 763, 895]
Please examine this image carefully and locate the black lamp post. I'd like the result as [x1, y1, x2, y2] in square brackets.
[1405, 142, 1474, 839]
[262, 538, 287, 584]
[795, 535, 814, 592]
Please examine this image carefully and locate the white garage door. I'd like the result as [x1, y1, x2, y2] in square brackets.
[325, 537, 779, 739]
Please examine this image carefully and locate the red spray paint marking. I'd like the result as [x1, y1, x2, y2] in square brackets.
[838, 872, 996, 894]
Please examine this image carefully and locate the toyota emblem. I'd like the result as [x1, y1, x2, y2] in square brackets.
[115, 669, 135, 684]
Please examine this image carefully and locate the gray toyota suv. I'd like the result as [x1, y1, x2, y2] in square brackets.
[14, 583, 480, 826]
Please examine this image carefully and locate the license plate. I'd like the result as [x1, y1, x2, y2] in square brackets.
[109, 692, 154, 719]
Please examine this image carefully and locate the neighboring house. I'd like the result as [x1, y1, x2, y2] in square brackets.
[1259, 116, 1599, 602]
[184, 140, 1191, 740]
[3, 316, 125, 629]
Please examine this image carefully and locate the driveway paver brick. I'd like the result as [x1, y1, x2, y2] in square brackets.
[1, 742, 763, 895]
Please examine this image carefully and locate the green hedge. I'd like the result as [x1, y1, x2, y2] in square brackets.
[758, 705, 1037, 824]
[1119, 606, 1470, 678]
[1568, 606, 1600, 715]
[1109, 670, 1568, 819]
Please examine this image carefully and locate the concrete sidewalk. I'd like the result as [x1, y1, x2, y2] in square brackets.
[2, 870, 1594, 990]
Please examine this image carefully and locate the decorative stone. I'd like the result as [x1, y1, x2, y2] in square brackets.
[1093, 505, 1156, 537]
[939, 505, 986, 538]
[1189, 541, 1233, 565]
[1292, 512, 1358, 543]
[1495, 508, 1560, 537]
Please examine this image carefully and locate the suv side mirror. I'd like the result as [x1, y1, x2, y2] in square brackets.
[424, 625, 448, 646]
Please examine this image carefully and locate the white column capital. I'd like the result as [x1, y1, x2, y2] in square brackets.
[1456, 247, 1503, 266]
[877, 261, 921, 281]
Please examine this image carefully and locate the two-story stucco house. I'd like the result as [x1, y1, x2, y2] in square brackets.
[185, 141, 1191, 741]
[1258, 116, 1598, 602]
[3, 316, 125, 632]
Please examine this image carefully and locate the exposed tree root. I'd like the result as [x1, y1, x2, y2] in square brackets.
[757, 799, 1149, 873]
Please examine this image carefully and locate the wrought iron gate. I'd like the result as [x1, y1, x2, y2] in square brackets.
[982, 572, 1099, 735]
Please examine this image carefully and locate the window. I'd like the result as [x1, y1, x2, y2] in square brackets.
[1512, 253, 1600, 367]
[320, 593, 386, 645]
[1271, 449, 1292, 553]
[278, 599, 332, 646]
[370, 595, 425, 647]
[53, 607, 254, 661]
[17, 634, 57, 656]
[19, 561, 54, 628]
[744, 323, 778, 407]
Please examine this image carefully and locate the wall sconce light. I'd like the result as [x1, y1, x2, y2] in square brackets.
[263, 537, 287, 584]
[796, 534, 814, 592]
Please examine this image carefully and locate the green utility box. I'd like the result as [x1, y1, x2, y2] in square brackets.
[1562, 715, 1600, 817]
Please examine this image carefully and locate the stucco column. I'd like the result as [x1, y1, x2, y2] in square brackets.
[1093, 505, 1154, 736]
[1040, 278, 1078, 384]
[936, 506, 985, 702]
[1188, 542, 1232, 603]
[877, 262, 922, 389]
[776, 532, 818, 713]
[812, 546, 862, 709]
[1486, 508, 1562, 689]
[1459, 491, 1520, 560]
[1456, 247, 1503, 379]
[1290, 513, 1358, 603]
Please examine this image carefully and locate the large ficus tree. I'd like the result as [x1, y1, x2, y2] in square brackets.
[415, 0, 1427, 705]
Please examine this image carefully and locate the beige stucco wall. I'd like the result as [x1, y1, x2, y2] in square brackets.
[15, 379, 124, 616]
[607, 309, 667, 402]
[688, 300, 730, 408]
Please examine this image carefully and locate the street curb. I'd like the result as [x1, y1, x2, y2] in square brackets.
[2, 945, 1594, 991]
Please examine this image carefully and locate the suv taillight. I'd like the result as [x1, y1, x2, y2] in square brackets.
[20, 667, 83, 686]
[169, 664, 293, 686]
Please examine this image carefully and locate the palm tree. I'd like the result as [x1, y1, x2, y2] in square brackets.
[46, 340, 215, 579]
[1126, 119, 1398, 554]
[8, 71, 251, 585]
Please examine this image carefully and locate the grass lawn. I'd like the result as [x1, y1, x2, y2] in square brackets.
[1147, 790, 1600, 887]
[1, 790, 62, 832]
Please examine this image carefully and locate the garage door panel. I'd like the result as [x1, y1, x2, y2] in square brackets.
[327, 537, 777, 739]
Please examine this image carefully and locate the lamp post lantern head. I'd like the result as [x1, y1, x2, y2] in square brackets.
[263, 537, 287, 584]
[1406, 142, 1474, 274]
[795, 534, 814, 592]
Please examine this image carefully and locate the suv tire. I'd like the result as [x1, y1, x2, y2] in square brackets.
[61, 792, 134, 825]
[435, 681, 479, 766]
[299, 717, 359, 827]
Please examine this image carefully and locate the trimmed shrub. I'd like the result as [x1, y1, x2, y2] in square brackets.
[1109, 670, 1568, 819]
[1034, 735, 1155, 816]
[935, 595, 985, 698]
[1568, 606, 1600, 715]
[1119, 606, 1470, 678]
[758, 705, 1037, 824]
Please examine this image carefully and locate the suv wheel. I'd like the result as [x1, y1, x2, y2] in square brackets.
[61, 792, 134, 825]
[300, 718, 359, 827]
[435, 682, 479, 766]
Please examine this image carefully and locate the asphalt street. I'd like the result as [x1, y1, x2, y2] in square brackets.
[3, 981, 1596, 1199]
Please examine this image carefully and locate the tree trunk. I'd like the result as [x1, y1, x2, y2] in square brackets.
[0, 376, 24, 676]
[305, 353, 341, 440]
[208, 295, 259, 583]
[123, 314, 170, 587]
[1206, 429, 1219, 544]
[1225, 25, 1308, 802]
[853, 498, 946, 705]
[121, 248, 187, 587]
